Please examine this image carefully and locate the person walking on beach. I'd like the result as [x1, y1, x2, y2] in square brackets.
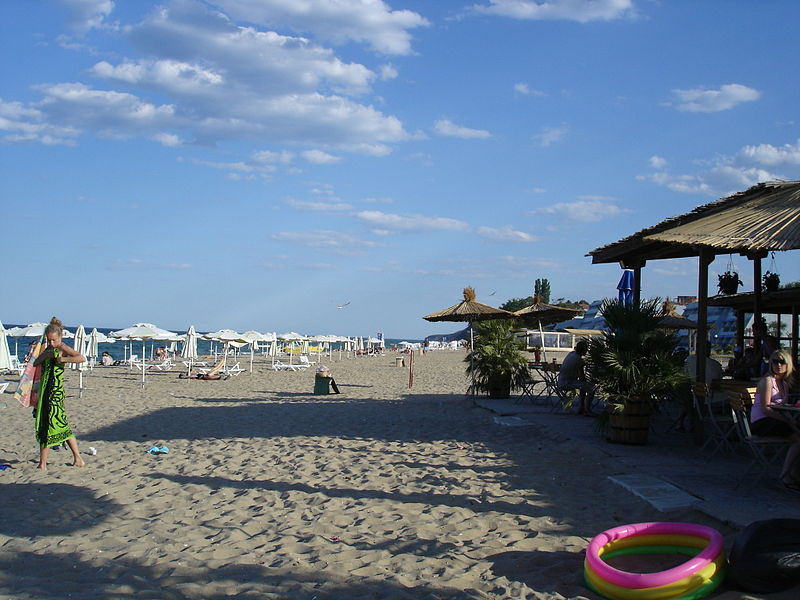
[32, 317, 86, 470]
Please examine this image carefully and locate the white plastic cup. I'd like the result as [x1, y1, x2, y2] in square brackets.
[88, 447, 97, 456]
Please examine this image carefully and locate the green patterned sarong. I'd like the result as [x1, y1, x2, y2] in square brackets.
[35, 349, 74, 448]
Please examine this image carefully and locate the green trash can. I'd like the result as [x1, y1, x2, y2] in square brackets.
[314, 374, 332, 395]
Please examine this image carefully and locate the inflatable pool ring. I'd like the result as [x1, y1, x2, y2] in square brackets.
[584, 522, 726, 600]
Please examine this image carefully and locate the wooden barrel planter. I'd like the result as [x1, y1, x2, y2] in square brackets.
[607, 399, 651, 445]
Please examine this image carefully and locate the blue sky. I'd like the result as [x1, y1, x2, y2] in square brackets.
[2, 0, 799, 339]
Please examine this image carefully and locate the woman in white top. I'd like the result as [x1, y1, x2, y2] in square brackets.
[751, 349, 800, 490]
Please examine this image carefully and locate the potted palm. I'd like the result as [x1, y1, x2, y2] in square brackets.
[465, 319, 529, 398]
[586, 298, 687, 444]
[718, 271, 743, 295]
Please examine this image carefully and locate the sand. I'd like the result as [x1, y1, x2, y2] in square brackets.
[0, 350, 770, 599]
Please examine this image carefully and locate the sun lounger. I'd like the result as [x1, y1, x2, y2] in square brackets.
[272, 361, 305, 371]
[225, 362, 245, 376]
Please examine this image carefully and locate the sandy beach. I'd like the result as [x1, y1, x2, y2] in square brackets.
[0, 350, 790, 599]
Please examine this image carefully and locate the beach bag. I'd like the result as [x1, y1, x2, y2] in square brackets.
[728, 518, 800, 593]
[14, 341, 44, 408]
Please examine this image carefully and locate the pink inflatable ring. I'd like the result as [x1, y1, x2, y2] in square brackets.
[585, 522, 724, 590]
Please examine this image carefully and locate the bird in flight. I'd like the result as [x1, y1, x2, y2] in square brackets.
[337, 301, 351, 309]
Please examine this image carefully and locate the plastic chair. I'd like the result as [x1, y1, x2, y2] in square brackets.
[728, 388, 792, 488]
[692, 381, 736, 457]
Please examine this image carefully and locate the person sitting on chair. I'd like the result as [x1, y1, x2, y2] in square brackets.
[558, 340, 595, 415]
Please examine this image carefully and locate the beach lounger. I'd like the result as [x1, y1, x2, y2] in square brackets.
[225, 362, 245, 376]
[299, 356, 315, 367]
[154, 358, 175, 371]
[272, 361, 302, 371]
[0, 382, 10, 394]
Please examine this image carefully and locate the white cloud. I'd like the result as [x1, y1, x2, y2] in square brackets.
[152, 132, 182, 146]
[472, 0, 635, 22]
[379, 64, 399, 80]
[286, 198, 354, 211]
[738, 140, 800, 166]
[253, 149, 294, 164]
[671, 83, 761, 112]
[533, 124, 568, 147]
[271, 230, 376, 255]
[34, 83, 176, 136]
[212, 0, 430, 55]
[532, 199, 626, 222]
[354, 210, 469, 232]
[649, 155, 667, 169]
[514, 82, 546, 96]
[56, 0, 115, 34]
[477, 225, 538, 242]
[302, 149, 341, 164]
[433, 119, 491, 139]
[0, 99, 79, 145]
[8, 2, 412, 152]
[638, 137, 793, 196]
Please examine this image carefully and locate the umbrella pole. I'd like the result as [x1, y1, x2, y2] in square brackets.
[142, 340, 146, 388]
[539, 321, 548, 363]
[469, 322, 475, 396]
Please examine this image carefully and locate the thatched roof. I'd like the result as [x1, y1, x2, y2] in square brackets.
[707, 286, 800, 314]
[513, 298, 583, 326]
[588, 180, 800, 265]
[423, 286, 515, 323]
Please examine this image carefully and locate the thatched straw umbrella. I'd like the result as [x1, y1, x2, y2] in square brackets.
[423, 287, 516, 391]
[513, 296, 583, 361]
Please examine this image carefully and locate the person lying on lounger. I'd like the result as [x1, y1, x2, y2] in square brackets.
[179, 357, 228, 380]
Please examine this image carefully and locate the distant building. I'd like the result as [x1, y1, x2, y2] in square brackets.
[674, 295, 697, 306]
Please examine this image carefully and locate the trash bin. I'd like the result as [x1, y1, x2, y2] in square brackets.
[314, 374, 332, 395]
[395, 356, 405, 367]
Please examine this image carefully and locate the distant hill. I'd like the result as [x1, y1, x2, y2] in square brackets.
[424, 327, 470, 343]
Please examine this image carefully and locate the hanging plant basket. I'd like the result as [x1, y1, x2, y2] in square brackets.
[718, 271, 743, 295]
[762, 271, 780, 292]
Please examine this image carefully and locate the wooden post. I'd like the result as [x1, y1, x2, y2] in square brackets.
[693, 248, 713, 446]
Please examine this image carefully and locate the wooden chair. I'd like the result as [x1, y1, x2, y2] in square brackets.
[692, 381, 736, 457]
[728, 387, 792, 488]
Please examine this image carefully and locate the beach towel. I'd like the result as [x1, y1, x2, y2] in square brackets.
[34, 349, 74, 448]
[14, 341, 43, 408]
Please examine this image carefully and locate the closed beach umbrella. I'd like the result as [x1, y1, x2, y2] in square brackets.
[0, 321, 12, 372]
[181, 325, 198, 374]
[88, 328, 101, 368]
[617, 269, 635, 305]
[70, 325, 88, 396]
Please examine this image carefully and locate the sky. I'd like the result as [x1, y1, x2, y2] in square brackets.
[2, 0, 800, 339]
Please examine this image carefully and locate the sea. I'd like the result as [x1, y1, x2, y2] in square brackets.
[3, 324, 421, 362]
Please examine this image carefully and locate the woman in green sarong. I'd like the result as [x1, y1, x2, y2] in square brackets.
[33, 317, 86, 470]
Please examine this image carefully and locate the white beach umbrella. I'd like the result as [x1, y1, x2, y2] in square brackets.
[180, 326, 198, 373]
[239, 331, 266, 372]
[110, 323, 176, 387]
[88, 328, 101, 369]
[70, 325, 88, 395]
[17, 322, 48, 338]
[0, 321, 12, 372]
[5, 326, 24, 358]
[211, 329, 243, 372]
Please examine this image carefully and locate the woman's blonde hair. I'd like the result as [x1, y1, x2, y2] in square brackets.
[768, 349, 795, 387]
[44, 316, 64, 337]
